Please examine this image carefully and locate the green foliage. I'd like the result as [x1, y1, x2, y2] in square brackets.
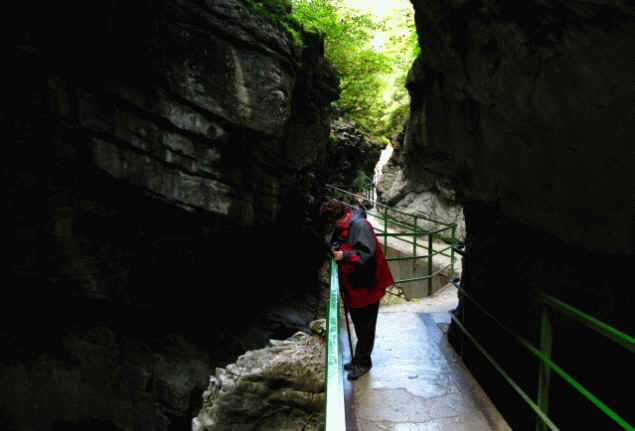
[241, 0, 420, 139]
[240, 0, 305, 46]
[291, 0, 419, 139]
[241, 0, 292, 16]
[291, 0, 392, 134]
[376, 7, 419, 137]
[353, 169, 373, 193]
[384, 104, 410, 138]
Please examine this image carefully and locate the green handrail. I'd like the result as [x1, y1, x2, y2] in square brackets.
[450, 280, 634, 430]
[393, 263, 453, 284]
[326, 184, 455, 226]
[325, 259, 346, 431]
[387, 255, 432, 262]
[451, 314, 559, 430]
[540, 294, 635, 353]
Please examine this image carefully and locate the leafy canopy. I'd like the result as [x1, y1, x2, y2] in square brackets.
[241, 0, 419, 140]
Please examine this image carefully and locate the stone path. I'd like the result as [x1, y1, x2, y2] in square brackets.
[341, 284, 511, 431]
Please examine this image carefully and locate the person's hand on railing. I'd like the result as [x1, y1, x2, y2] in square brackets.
[331, 248, 344, 261]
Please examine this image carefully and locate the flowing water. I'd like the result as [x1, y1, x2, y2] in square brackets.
[372, 142, 394, 204]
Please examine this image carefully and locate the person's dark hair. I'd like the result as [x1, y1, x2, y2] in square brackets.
[320, 200, 348, 223]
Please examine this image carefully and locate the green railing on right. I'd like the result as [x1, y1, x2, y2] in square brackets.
[449, 247, 635, 431]
[326, 184, 458, 298]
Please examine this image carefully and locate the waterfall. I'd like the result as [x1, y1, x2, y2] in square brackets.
[372, 143, 394, 204]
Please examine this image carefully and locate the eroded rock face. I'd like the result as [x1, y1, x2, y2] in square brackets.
[407, 0, 633, 428]
[193, 331, 326, 431]
[407, 0, 633, 253]
[5, 1, 337, 430]
[377, 129, 466, 241]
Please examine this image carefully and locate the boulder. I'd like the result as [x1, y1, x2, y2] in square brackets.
[193, 330, 326, 431]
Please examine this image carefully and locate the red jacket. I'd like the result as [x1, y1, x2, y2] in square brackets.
[332, 209, 394, 308]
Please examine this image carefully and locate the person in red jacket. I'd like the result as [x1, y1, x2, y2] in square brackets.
[320, 199, 394, 380]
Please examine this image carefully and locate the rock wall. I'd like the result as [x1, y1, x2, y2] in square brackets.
[377, 128, 466, 241]
[4, 1, 338, 430]
[407, 0, 633, 429]
[325, 116, 383, 193]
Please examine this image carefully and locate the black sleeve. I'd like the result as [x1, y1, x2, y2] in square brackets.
[342, 219, 376, 265]
[329, 230, 339, 248]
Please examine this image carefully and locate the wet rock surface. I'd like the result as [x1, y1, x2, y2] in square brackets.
[5, 1, 337, 430]
[193, 330, 326, 431]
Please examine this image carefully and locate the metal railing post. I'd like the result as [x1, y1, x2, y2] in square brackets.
[427, 233, 433, 296]
[383, 206, 388, 254]
[536, 305, 553, 431]
[413, 216, 418, 272]
[451, 224, 456, 277]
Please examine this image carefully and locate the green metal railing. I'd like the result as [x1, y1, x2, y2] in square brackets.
[325, 258, 346, 431]
[326, 184, 458, 298]
[324, 183, 633, 430]
[352, 171, 375, 202]
[449, 247, 634, 431]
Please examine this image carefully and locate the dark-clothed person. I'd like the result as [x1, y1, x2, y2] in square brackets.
[321, 200, 394, 380]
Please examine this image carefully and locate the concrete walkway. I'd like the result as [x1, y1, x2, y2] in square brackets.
[341, 285, 511, 431]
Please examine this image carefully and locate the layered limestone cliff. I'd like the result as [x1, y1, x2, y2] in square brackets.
[406, 0, 633, 429]
[5, 1, 337, 430]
